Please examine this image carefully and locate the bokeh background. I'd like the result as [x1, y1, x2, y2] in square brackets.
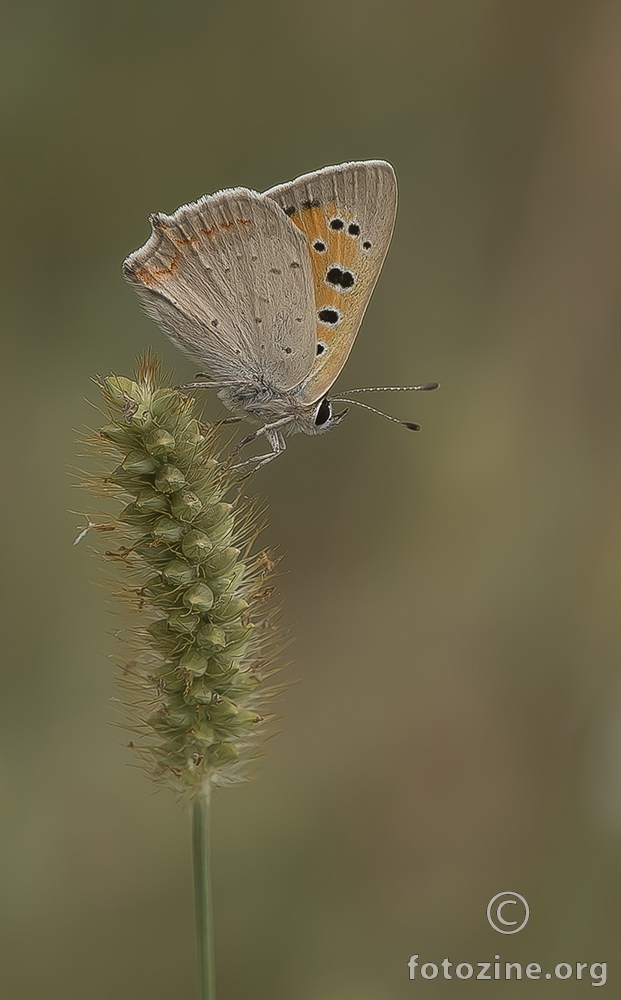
[2, 1, 621, 996]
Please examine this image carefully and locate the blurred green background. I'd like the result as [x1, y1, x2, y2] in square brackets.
[2, 0, 621, 996]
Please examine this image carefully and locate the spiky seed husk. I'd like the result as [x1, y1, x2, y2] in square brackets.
[80, 356, 284, 796]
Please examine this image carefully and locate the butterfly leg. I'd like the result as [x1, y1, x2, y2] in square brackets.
[240, 430, 287, 473]
[231, 417, 292, 457]
[175, 379, 240, 390]
[230, 420, 291, 471]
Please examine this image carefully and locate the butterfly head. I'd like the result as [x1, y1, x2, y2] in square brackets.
[298, 396, 349, 437]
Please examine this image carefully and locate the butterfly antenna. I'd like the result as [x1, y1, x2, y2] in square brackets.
[341, 381, 440, 394]
[332, 396, 421, 431]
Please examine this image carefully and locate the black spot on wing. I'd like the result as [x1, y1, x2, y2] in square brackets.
[326, 266, 356, 290]
[318, 308, 341, 326]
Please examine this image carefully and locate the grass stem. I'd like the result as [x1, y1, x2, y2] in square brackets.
[193, 787, 216, 1000]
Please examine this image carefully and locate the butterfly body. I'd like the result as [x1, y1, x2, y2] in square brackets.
[123, 161, 398, 466]
[215, 382, 341, 435]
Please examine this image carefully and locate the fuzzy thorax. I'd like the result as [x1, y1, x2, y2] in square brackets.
[217, 383, 348, 437]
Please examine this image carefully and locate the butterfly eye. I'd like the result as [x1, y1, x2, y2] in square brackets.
[314, 398, 332, 426]
[329, 217, 345, 231]
[362, 240, 372, 251]
[312, 239, 327, 253]
[316, 341, 327, 356]
[347, 222, 360, 236]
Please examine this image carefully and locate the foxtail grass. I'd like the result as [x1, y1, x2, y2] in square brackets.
[77, 354, 286, 999]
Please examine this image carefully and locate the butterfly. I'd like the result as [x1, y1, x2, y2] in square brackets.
[122, 160, 437, 469]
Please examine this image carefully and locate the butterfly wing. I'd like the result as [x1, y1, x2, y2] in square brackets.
[264, 160, 397, 404]
[122, 188, 317, 391]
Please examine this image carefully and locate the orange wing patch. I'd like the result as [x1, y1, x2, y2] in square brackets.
[287, 200, 375, 400]
[128, 216, 254, 288]
[132, 250, 181, 287]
